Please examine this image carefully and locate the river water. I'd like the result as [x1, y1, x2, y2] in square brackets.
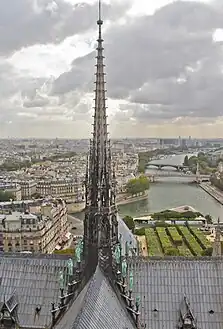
[118, 154, 222, 221]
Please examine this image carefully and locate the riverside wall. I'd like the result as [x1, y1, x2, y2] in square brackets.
[66, 191, 149, 213]
[199, 183, 223, 205]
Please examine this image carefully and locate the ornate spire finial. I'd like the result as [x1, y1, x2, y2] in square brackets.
[98, 0, 102, 24]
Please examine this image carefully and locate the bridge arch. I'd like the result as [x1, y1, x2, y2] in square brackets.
[146, 163, 188, 171]
[160, 165, 179, 171]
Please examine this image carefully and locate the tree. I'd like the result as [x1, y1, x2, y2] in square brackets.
[155, 221, 168, 227]
[138, 165, 145, 174]
[183, 155, 189, 166]
[205, 214, 213, 224]
[125, 175, 149, 196]
[0, 191, 15, 202]
[201, 247, 213, 256]
[31, 192, 42, 199]
[210, 172, 223, 191]
[134, 227, 145, 236]
[123, 215, 135, 232]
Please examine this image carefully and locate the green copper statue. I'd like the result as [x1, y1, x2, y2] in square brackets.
[59, 270, 64, 290]
[122, 259, 127, 278]
[125, 241, 129, 256]
[115, 245, 121, 264]
[75, 241, 82, 263]
[67, 258, 73, 276]
[129, 271, 134, 291]
[136, 296, 140, 307]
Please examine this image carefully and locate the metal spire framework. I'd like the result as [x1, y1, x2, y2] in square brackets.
[83, 0, 118, 276]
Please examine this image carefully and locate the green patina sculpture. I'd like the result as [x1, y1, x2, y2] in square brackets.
[125, 241, 129, 256]
[115, 244, 121, 264]
[122, 259, 127, 278]
[75, 241, 82, 263]
[67, 258, 73, 276]
[129, 271, 134, 291]
[59, 270, 64, 290]
[136, 296, 140, 307]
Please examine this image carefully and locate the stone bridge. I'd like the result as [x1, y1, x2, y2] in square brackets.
[146, 163, 188, 171]
[146, 171, 210, 183]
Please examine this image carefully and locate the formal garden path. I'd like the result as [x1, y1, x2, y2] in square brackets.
[137, 236, 148, 256]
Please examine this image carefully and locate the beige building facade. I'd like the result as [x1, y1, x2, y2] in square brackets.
[18, 180, 37, 199]
[0, 200, 70, 253]
[0, 183, 22, 201]
[36, 179, 84, 201]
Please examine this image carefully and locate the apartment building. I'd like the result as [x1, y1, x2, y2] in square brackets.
[207, 150, 223, 166]
[0, 199, 70, 253]
[36, 178, 84, 201]
[0, 183, 22, 201]
[18, 180, 37, 199]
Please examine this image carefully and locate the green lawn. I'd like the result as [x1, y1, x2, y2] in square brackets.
[144, 226, 212, 257]
[177, 226, 203, 256]
[145, 228, 162, 256]
[190, 228, 212, 249]
[156, 227, 175, 254]
[167, 227, 183, 243]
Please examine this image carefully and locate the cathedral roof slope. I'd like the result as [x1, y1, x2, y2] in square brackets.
[129, 257, 223, 329]
[118, 215, 138, 252]
[0, 253, 69, 328]
[58, 265, 136, 329]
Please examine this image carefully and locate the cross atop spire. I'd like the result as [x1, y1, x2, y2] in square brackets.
[83, 0, 118, 277]
[98, 0, 102, 24]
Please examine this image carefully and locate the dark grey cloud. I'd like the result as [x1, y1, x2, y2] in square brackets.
[52, 52, 95, 94]
[0, 60, 45, 98]
[0, 0, 130, 55]
[53, 0, 223, 123]
[23, 96, 50, 108]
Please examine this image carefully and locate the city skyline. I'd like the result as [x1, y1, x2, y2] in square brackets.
[0, 0, 223, 138]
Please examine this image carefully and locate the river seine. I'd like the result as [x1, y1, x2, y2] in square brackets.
[118, 154, 222, 221]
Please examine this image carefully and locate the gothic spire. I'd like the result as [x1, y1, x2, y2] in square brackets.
[93, 0, 108, 173]
[84, 0, 118, 276]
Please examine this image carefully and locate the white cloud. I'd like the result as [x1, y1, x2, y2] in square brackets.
[0, 0, 223, 138]
[213, 28, 223, 42]
[8, 31, 96, 78]
[127, 0, 175, 16]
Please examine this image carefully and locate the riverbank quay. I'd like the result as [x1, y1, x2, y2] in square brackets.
[116, 191, 149, 206]
[67, 190, 149, 213]
[199, 183, 223, 205]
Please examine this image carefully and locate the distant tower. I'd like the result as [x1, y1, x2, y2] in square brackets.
[217, 161, 223, 173]
[212, 217, 222, 257]
[188, 135, 192, 147]
[196, 161, 200, 183]
[83, 0, 118, 277]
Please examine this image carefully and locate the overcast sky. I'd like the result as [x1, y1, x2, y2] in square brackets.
[0, 0, 223, 138]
